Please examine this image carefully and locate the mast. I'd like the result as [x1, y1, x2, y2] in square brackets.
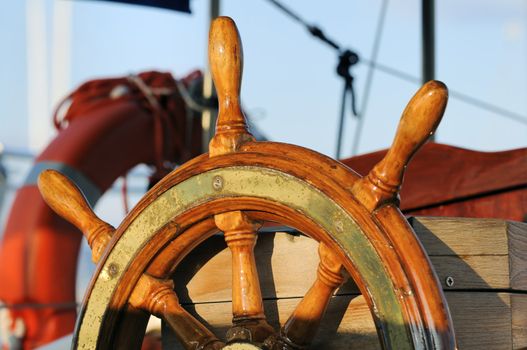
[422, 0, 436, 141]
[201, 0, 221, 152]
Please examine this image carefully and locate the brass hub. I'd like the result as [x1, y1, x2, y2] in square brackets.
[223, 343, 262, 350]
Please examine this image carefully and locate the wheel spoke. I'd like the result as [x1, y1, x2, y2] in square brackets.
[129, 274, 224, 350]
[279, 242, 346, 348]
[38, 169, 114, 263]
[215, 211, 275, 342]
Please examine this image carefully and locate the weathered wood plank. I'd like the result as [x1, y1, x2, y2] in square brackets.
[412, 217, 527, 291]
[165, 293, 523, 350]
[174, 218, 527, 303]
[512, 294, 527, 349]
[174, 232, 320, 303]
[430, 255, 510, 290]
[165, 295, 377, 349]
[447, 293, 512, 350]
[168, 217, 527, 349]
[410, 217, 509, 255]
[509, 221, 527, 290]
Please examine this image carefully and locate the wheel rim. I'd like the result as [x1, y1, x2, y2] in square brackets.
[73, 156, 449, 349]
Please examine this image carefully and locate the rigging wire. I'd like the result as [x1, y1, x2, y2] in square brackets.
[265, 0, 360, 159]
[351, 0, 389, 156]
[448, 89, 527, 127]
[266, 0, 341, 50]
[264, 0, 527, 152]
[360, 59, 527, 127]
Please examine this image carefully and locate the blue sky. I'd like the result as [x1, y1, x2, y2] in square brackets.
[1, 0, 526, 158]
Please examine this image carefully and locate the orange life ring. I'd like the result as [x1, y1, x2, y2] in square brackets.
[0, 71, 202, 349]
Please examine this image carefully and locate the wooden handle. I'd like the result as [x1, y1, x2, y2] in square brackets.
[38, 169, 114, 262]
[352, 80, 448, 211]
[130, 274, 224, 350]
[209, 16, 243, 119]
[280, 243, 346, 348]
[381, 80, 448, 183]
[208, 16, 254, 157]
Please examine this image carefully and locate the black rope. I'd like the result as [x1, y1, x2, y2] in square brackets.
[265, 0, 359, 116]
[265, 0, 527, 146]
[266, 0, 341, 51]
[264, 0, 361, 159]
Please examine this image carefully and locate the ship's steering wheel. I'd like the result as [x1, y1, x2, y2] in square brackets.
[38, 17, 456, 350]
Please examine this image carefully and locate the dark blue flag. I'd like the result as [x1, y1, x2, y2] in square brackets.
[88, 0, 191, 13]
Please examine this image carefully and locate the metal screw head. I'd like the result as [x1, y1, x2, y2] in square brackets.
[107, 263, 119, 278]
[101, 262, 120, 281]
[212, 175, 224, 191]
[335, 220, 344, 233]
[445, 276, 455, 287]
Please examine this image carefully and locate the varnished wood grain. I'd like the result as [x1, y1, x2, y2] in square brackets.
[71, 16, 455, 349]
[373, 205, 455, 346]
[208, 17, 254, 157]
[214, 211, 265, 321]
[125, 138, 451, 347]
[129, 274, 224, 350]
[163, 295, 377, 350]
[38, 169, 114, 262]
[207, 18, 273, 343]
[214, 211, 274, 342]
[351, 81, 448, 212]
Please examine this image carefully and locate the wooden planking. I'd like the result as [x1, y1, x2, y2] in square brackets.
[174, 218, 527, 304]
[165, 293, 524, 350]
[168, 217, 527, 348]
[512, 294, 527, 349]
[430, 255, 510, 290]
[448, 293, 512, 350]
[164, 295, 378, 350]
[509, 221, 527, 290]
[412, 217, 527, 290]
[410, 217, 509, 255]
[174, 232, 320, 303]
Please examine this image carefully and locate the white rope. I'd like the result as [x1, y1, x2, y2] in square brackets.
[126, 75, 162, 111]
[174, 79, 216, 113]
[0, 301, 25, 350]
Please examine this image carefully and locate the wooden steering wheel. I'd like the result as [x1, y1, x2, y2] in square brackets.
[38, 17, 456, 350]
